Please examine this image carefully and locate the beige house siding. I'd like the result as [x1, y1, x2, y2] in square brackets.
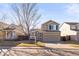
[43, 31, 60, 42]
[0, 31, 5, 39]
[41, 20, 60, 42]
[0, 23, 25, 40]
[30, 20, 60, 42]
[41, 24, 48, 30]
[41, 20, 59, 31]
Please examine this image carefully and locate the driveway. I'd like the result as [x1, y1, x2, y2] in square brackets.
[0, 47, 79, 56]
[45, 42, 75, 49]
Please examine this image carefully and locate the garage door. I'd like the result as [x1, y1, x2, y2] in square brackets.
[43, 32, 60, 42]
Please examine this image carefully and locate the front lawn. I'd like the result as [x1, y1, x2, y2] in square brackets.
[0, 40, 17, 46]
[17, 42, 45, 47]
[0, 40, 45, 47]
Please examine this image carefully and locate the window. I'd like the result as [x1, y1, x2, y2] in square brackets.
[48, 25, 51, 31]
[48, 24, 58, 31]
[48, 24, 53, 31]
[77, 24, 79, 30]
[53, 25, 56, 30]
[71, 25, 76, 30]
[56, 25, 59, 30]
[77, 26, 79, 30]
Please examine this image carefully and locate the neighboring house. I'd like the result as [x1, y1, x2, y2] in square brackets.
[30, 29, 43, 41]
[30, 20, 60, 42]
[60, 22, 79, 41]
[0, 22, 24, 40]
[0, 20, 60, 42]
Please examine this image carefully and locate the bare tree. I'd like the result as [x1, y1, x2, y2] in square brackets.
[0, 14, 8, 29]
[11, 3, 41, 40]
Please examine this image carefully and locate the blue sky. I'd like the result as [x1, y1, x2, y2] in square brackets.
[0, 3, 79, 28]
[38, 3, 79, 24]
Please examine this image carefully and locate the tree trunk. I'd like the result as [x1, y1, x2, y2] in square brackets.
[27, 26, 30, 40]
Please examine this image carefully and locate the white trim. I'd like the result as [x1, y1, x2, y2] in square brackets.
[53, 24, 57, 30]
[48, 24, 57, 31]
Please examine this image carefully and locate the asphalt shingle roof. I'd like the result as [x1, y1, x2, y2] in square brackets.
[65, 22, 79, 25]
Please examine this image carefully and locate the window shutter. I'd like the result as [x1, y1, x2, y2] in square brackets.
[56, 25, 58, 30]
[49, 25, 51, 30]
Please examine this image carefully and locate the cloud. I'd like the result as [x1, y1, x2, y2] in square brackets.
[66, 4, 79, 15]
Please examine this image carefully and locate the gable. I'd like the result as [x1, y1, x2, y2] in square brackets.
[42, 20, 59, 26]
[65, 22, 79, 25]
[41, 20, 59, 31]
[60, 23, 70, 30]
[0, 22, 9, 29]
[65, 22, 79, 31]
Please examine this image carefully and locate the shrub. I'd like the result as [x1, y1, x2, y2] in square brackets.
[36, 41, 45, 47]
[61, 36, 66, 41]
[18, 35, 29, 40]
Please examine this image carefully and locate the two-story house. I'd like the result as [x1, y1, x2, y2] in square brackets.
[30, 20, 60, 42]
[60, 22, 79, 41]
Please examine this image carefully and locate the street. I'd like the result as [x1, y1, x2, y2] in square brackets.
[0, 47, 79, 56]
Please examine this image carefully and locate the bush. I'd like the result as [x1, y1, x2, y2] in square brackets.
[66, 36, 71, 40]
[18, 35, 29, 40]
[17, 43, 36, 47]
[36, 41, 45, 47]
[61, 36, 66, 41]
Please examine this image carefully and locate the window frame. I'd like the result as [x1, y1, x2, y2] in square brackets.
[70, 25, 76, 30]
[48, 24, 58, 31]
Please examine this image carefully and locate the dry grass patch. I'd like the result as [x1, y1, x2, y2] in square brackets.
[17, 41, 45, 47]
[36, 41, 45, 47]
[0, 40, 17, 46]
[17, 43, 36, 47]
[0, 40, 45, 47]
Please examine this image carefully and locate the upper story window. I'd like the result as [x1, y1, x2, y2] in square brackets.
[77, 24, 79, 30]
[48, 24, 58, 31]
[77, 26, 79, 30]
[70, 25, 76, 30]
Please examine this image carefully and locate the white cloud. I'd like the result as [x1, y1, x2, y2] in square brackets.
[66, 4, 79, 15]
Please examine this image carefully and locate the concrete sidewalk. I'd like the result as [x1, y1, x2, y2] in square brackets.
[45, 43, 77, 49]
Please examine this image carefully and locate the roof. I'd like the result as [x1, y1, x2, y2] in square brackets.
[0, 22, 24, 35]
[2, 24, 17, 30]
[3, 27, 15, 30]
[60, 22, 79, 31]
[42, 20, 59, 25]
[30, 29, 42, 33]
[65, 22, 79, 25]
[0, 22, 9, 29]
[59, 22, 79, 28]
